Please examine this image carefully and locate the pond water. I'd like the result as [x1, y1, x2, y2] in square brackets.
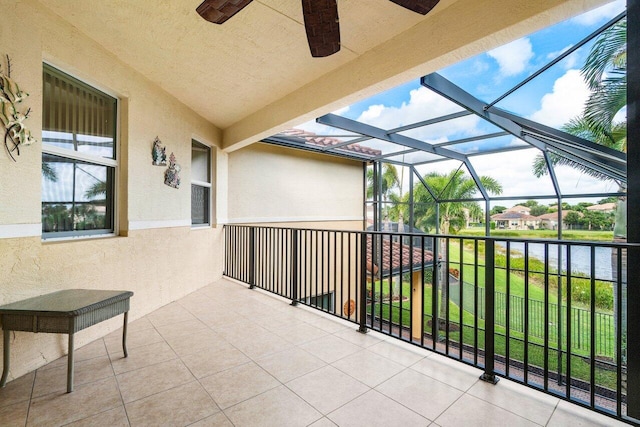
[495, 241, 614, 281]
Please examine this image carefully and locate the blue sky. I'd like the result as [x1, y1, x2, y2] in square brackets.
[298, 0, 626, 207]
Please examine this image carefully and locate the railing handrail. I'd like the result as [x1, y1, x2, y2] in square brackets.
[223, 224, 628, 423]
[223, 224, 639, 249]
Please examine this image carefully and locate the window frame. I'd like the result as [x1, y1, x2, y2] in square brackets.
[41, 63, 120, 241]
[191, 139, 212, 227]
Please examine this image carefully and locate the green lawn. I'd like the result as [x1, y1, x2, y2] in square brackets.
[460, 227, 614, 242]
[367, 266, 619, 390]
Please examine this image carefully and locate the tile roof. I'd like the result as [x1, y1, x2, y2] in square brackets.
[491, 212, 537, 221]
[586, 202, 616, 211]
[366, 235, 434, 278]
[505, 205, 531, 213]
[537, 210, 583, 220]
[280, 129, 382, 157]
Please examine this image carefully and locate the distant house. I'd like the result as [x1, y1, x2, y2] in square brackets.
[505, 205, 532, 215]
[491, 211, 538, 230]
[586, 202, 617, 213]
[537, 210, 583, 230]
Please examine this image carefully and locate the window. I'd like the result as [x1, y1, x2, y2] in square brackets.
[306, 292, 335, 311]
[191, 140, 211, 226]
[41, 64, 117, 239]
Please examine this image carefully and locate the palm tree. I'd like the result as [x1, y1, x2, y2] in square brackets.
[413, 169, 502, 234]
[532, 17, 627, 350]
[533, 18, 626, 181]
[366, 163, 400, 200]
[412, 169, 502, 328]
[366, 163, 401, 223]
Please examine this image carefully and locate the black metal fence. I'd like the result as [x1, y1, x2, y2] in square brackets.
[467, 284, 615, 356]
[224, 225, 631, 423]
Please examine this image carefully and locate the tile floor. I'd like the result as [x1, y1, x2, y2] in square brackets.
[0, 278, 633, 426]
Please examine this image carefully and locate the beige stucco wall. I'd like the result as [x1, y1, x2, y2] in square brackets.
[0, 0, 224, 381]
[227, 143, 364, 227]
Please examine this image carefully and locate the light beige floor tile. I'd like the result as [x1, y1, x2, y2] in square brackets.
[299, 335, 362, 364]
[0, 400, 29, 427]
[286, 365, 369, 414]
[215, 321, 271, 343]
[272, 322, 329, 344]
[332, 349, 405, 388]
[154, 318, 210, 340]
[125, 316, 155, 332]
[116, 358, 195, 403]
[376, 368, 463, 421]
[256, 347, 326, 383]
[435, 394, 538, 427]
[328, 389, 429, 427]
[189, 411, 234, 426]
[182, 347, 251, 379]
[307, 316, 350, 333]
[0, 371, 34, 408]
[224, 385, 321, 427]
[547, 400, 631, 426]
[33, 355, 114, 397]
[126, 381, 219, 426]
[105, 327, 165, 356]
[333, 329, 384, 348]
[146, 302, 198, 327]
[410, 354, 480, 391]
[105, 316, 154, 340]
[308, 417, 338, 427]
[27, 376, 122, 427]
[64, 405, 129, 427]
[367, 340, 426, 367]
[200, 361, 280, 409]
[164, 329, 232, 358]
[110, 340, 178, 375]
[257, 313, 302, 333]
[468, 378, 559, 425]
[42, 339, 108, 370]
[232, 332, 293, 359]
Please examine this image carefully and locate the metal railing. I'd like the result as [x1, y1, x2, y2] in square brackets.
[224, 225, 631, 423]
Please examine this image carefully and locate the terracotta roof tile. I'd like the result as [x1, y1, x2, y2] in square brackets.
[280, 129, 381, 157]
[366, 235, 434, 278]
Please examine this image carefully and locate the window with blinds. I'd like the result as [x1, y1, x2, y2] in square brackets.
[191, 140, 212, 226]
[41, 64, 118, 238]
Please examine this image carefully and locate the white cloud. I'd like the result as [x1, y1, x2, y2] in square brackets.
[487, 38, 534, 77]
[571, 0, 625, 26]
[546, 45, 578, 69]
[529, 69, 589, 128]
[355, 86, 481, 142]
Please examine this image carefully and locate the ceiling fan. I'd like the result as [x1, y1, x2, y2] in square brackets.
[196, 0, 440, 57]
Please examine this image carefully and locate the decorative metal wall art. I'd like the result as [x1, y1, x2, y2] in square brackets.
[164, 152, 181, 189]
[0, 55, 36, 161]
[151, 136, 167, 165]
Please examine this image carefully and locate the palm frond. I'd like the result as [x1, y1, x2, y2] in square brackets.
[42, 162, 57, 182]
[582, 19, 626, 90]
[532, 152, 615, 181]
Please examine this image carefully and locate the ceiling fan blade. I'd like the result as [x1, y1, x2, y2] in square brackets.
[302, 0, 340, 58]
[388, 0, 440, 15]
[196, 0, 254, 24]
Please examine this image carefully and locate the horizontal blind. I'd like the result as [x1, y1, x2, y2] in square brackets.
[43, 64, 117, 159]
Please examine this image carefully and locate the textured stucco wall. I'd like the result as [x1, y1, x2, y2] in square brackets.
[0, 0, 224, 381]
[228, 143, 364, 225]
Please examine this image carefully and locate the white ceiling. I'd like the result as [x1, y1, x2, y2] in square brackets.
[36, 0, 609, 150]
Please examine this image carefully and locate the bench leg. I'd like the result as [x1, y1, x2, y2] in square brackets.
[1, 330, 9, 387]
[122, 311, 129, 358]
[67, 333, 74, 393]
